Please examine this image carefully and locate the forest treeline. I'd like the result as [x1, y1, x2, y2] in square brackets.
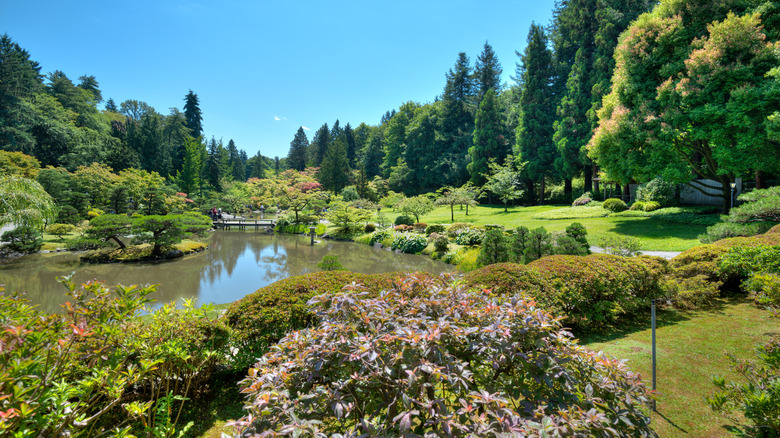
[2, 0, 779, 212]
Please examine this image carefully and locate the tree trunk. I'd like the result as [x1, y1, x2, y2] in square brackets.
[592, 165, 600, 194]
[564, 178, 572, 203]
[538, 179, 546, 205]
[450, 205, 454, 221]
[584, 165, 593, 193]
[756, 170, 766, 189]
[526, 180, 536, 204]
[623, 183, 631, 202]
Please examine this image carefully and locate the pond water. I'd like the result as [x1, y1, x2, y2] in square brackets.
[0, 230, 453, 313]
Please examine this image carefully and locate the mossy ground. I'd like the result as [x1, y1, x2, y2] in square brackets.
[80, 240, 207, 262]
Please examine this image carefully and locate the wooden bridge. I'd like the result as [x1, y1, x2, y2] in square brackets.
[212, 218, 276, 231]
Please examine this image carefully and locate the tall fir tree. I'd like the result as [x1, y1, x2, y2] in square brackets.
[227, 139, 245, 181]
[183, 90, 203, 138]
[319, 136, 350, 193]
[287, 126, 309, 171]
[344, 122, 357, 168]
[515, 23, 558, 204]
[440, 52, 476, 186]
[177, 136, 203, 196]
[382, 102, 419, 177]
[362, 128, 385, 178]
[474, 41, 503, 99]
[163, 108, 190, 176]
[309, 123, 330, 167]
[469, 89, 505, 186]
[204, 136, 222, 192]
[0, 34, 44, 153]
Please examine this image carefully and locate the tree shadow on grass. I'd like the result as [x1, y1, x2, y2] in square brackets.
[608, 217, 706, 241]
[578, 297, 738, 345]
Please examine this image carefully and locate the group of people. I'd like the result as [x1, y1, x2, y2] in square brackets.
[210, 207, 222, 220]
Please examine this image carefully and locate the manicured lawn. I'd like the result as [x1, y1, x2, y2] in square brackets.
[584, 299, 780, 437]
[395, 204, 712, 251]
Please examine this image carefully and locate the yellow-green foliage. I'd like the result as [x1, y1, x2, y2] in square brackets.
[456, 247, 481, 272]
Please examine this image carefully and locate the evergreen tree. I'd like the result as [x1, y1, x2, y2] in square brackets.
[247, 150, 266, 178]
[177, 137, 202, 196]
[404, 104, 439, 194]
[227, 139, 245, 181]
[77, 75, 102, 103]
[183, 90, 203, 138]
[204, 137, 222, 191]
[515, 23, 558, 204]
[319, 136, 351, 193]
[163, 108, 191, 176]
[440, 53, 476, 186]
[287, 126, 309, 171]
[309, 123, 330, 167]
[382, 101, 419, 177]
[469, 89, 505, 186]
[362, 128, 385, 178]
[104, 98, 118, 112]
[0, 34, 44, 154]
[344, 123, 357, 168]
[474, 41, 503, 99]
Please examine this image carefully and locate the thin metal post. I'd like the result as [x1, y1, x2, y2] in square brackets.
[651, 299, 657, 411]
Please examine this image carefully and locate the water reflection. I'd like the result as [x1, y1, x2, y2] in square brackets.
[0, 230, 452, 313]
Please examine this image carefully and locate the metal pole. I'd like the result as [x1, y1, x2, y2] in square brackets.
[651, 299, 657, 411]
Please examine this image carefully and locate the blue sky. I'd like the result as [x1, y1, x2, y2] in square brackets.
[1, 1, 556, 158]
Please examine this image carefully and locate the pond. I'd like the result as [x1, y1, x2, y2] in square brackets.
[0, 230, 453, 313]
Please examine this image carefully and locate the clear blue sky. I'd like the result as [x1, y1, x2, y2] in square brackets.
[1, 0, 555, 159]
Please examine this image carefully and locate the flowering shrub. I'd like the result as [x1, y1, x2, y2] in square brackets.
[572, 191, 593, 206]
[391, 232, 428, 253]
[229, 274, 656, 437]
[446, 222, 474, 238]
[393, 224, 414, 232]
[454, 227, 484, 245]
[368, 229, 392, 246]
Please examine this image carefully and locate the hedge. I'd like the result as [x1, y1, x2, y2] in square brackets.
[222, 271, 434, 370]
[461, 255, 668, 333]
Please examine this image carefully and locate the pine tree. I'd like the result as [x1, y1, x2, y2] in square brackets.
[0, 34, 44, 152]
[474, 41, 503, 99]
[440, 52, 477, 186]
[469, 89, 505, 186]
[177, 137, 203, 196]
[77, 75, 102, 103]
[287, 126, 309, 171]
[227, 139, 245, 181]
[163, 108, 191, 176]
[515, 23, 557, 204]
[362, 129, 385, 178]
[183, 90, 203, 138]
[247, 150, 266, 178]
[104, 98, 118, 112]
[344, 123, 357, 168]
[204, 137, 222, 191]
[309, 123, 330, 167]
[319, 136, 350, 193]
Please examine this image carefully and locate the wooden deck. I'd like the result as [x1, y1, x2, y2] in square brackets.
[213, 218, 276, 230]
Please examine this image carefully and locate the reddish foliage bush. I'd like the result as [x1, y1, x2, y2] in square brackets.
[230, 274, 655, 437]
[222, 271, 435, 370]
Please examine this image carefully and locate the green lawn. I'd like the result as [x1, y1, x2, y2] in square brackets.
[393, 204, 712, 251]
[584, 299, 780, 437]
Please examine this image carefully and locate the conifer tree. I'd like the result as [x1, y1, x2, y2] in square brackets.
[319, 136, 350, 193]
[474, 41, 503, 99]
[515, 23, 557, 204]
[309, 123, 330, 167]
[183, 90, 203, 138]
[287, 126, 309, 171]
[469, 89, 505, 186]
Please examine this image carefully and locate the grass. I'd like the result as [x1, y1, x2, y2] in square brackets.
[393, 204, 716, 251]
[583, 298, 780, 437]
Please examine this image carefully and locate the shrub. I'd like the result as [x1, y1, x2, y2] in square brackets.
[745, 273, 780, 314]
[599, 235, 642, 257]
[232, 275, 655, 437]
[47, 223, 75, 240]
[368, 229, 392, 246]
[433, 235, 449, 253]
[709, 335, 780, 436]
[64, 236, 111, 251]
[56, 205, 81, 225]
[424, 223, 446, 235]
[565, 222, 590, 252]
[456, 247, 481, 272]
[718, 245, 780, 281]
[413, 222, 427, 232]
[636, 177, 677, 206]
[603, 198, 628, 212]
[391, 232, 427, 254]
[523, 226, 553, 262]
[363, 223, 376, 233]
[509, 225, 530, 263]
[463, 255, 669, 332]
[340, 185, 359, 202]
[1, 226, 42, 252]
[394, 214, 414, 226]
[700, 222, 774, 243]
[446, 222, 474, 238]
[630, 201, 646, 211]
[555, 234, 589, 256]
[730, 186, 780, 223]
[317, 254, 345, 271]
[477, 228, 509, 266]
[643, 201, 661, 212]
[393, 224, 414, 232]
[0, 279, 226, 436]
[454, 227, 484, 245]
[222, 271, 413, 371]
[572, 191, 593, 206]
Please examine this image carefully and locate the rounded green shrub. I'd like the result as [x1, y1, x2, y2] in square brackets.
[446, 222, 474, 238]
[572, 192, 592, 206]
[1, 226, 42, 253]
[463, 255, 668, 333]
[394, 215, 414, 226]
[603, 198, 628, 212]
[390, 232, 427, 254]
[630, 201, 646, 211]
[433, 235, 449, 253]
[643, 201, 661, 212]
[363, 223, 376, 233]
[425, 224, 446, 235]
[636, 177, 677, 206]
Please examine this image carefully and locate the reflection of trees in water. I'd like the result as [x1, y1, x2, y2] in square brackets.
[3, 230, 453, 312]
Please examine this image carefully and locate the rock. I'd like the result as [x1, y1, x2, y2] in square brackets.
[164, 249, 184, 259]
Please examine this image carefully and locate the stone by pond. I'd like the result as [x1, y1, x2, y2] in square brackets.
[0, 230, 453, 313]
